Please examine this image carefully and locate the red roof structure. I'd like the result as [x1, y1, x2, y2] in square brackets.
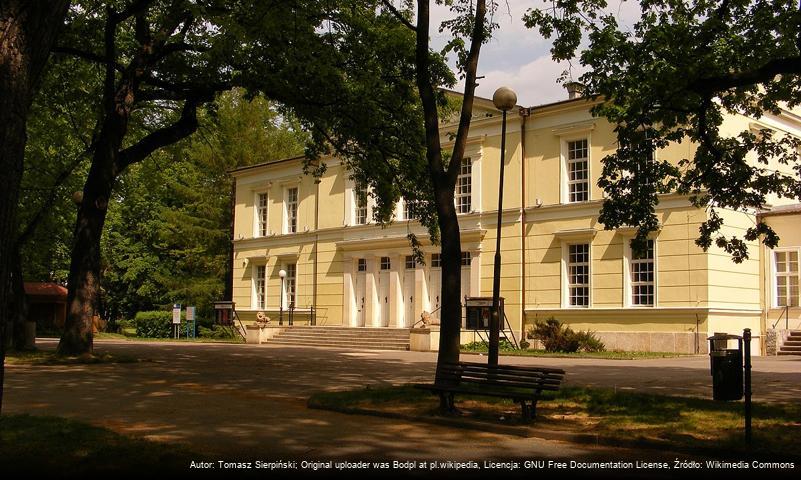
[24, 282, 68, 302]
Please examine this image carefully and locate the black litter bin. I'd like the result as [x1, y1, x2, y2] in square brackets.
[708, 333, 743, 401]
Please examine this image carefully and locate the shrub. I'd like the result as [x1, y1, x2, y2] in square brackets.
[134, 311, 173, 338]
[197, 325, 237, 339]
[528, 317, 605, 353]
[519, 339, 530, 350]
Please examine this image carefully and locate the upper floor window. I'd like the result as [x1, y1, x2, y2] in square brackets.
[630, 240, 655, 306]
[567, 139, 589, 203]
[380, 256, 391, 270]
[456, 158, 472, 214]
[257, 193, 268, 237]
[568, 243, 590, 307]
[461, 252, 472, 266]
[403, 199, 417, 221]
[405, 255, 416, 269]
[357, 258, 367, 272]
[285, 187, 298, 234]
[431, 253, 442, 268]
[354, 186, 368, 225]
[775, 249, 799, 307]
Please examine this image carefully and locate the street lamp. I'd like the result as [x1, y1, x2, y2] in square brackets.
[490, 86, 517, 366]
[279, 269, 287, 325]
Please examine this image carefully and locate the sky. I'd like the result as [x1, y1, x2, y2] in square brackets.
[427, 1, 641, 107]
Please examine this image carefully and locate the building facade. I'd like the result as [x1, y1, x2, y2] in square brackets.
[230, 94, 801, 355]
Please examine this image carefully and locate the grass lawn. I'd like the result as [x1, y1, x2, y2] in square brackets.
[309, 385, 801, 459]
[94, 332, 245, 344]
[460, 347, 691, 360]
[0, 414, 195, 474]
[4, 349, 142, 366]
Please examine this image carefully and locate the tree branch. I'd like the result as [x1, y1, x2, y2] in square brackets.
[51, 46, 125, 72]
[380, 0, 416, 31]
[689, 56, 801, 94]
[116, 97, 206, 171]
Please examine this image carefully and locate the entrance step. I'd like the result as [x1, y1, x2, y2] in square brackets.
[265, 326, 411, 351]
[777, 331, 801, 356]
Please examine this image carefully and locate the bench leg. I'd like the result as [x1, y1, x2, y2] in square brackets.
[519, 400, 537, 422]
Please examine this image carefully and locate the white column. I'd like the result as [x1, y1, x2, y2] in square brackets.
[415, 259, 427, 323]
[470, 251, 480, 296]
[364, 255, 379, 327]
[389, 254, 403, 327]
[342, 256, 355, 326]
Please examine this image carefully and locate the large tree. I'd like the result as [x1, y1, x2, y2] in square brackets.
[524, 0, 801, 256]
[53, 0, 338, 354]
[0, 0, 71, 412]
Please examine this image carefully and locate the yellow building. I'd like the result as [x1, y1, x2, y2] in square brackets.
[230, 92, 801, 355]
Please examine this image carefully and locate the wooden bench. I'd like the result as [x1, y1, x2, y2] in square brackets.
[415, 361, 565, 421]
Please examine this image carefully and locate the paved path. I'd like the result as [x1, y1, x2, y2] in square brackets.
[4, 339, 800, 463]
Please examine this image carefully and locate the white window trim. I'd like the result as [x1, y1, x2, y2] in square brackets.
[560, 134, 592, 204]
[254, 191, 268, 238]
[280, 261, 298, 309]
[561, 241, 592, 308]
[252, 263, 267, 310]
[623, 239, 658, 307]
[455, 157, 473, 214]
[773, 247, 800, 308]
[283, 185, 299, 234]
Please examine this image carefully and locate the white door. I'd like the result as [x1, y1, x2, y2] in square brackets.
[378, 269, 390, 327]
[403, 268, 415, 327]
[354, 261, 366, 327]
[429, 264, 442, 324]
[460, 264, 471, 327]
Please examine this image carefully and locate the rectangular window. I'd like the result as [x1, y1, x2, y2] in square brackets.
[775, 250, 799, 307]
[354, 186, 367, 225]
[357, 258, 367, 272]
[431, 253, 442, 268]
[403, 199, 416, 220]
[461, 252, 472, 266]
[567, 139, 589, 203]
[405, 255, 416, 269]
[286, 187, 298, 233]
[456, 158, 472, 214]
[631, 240, 655, 306]
[568, 243, 590, 307]
[257, 193, 268, 237]
[380, 256, 391, 270]
[285, 263, 297, 308]
[255, 265, 266, 309]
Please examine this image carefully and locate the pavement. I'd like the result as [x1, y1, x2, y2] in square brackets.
[4, 339, 801, 474]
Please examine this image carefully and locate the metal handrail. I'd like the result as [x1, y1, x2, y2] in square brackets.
[772, 305, 790, 330]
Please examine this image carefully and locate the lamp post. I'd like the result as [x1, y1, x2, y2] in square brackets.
[490, 86, 517, 366]
[279, 269, 287, 325]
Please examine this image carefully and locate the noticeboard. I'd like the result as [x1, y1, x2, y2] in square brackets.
[186, 306, 195, 322]
[464, 297, 503, 330]
[172, 304, 181, 324]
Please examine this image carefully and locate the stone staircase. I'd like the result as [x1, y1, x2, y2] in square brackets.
[778, 330, 801, 356]
[266, 326, 411, 351]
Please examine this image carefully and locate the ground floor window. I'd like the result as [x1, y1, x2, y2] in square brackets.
[775, 249, 800, 307]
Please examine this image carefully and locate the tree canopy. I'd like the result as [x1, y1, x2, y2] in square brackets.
[525, 0, 801, 259]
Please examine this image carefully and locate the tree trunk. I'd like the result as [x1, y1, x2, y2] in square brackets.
[8, 249, 30, 350]
[57, 140, 120, 355]
[0, 0, 70, 413]
[434, 186, 462, 365]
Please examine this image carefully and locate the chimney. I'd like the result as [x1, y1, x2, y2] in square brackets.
[564, 81, 585, 99]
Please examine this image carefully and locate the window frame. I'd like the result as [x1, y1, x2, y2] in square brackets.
[774, 247, 800, 307]
[253, 264, 266, 310]
[564, 242, 591, 308]
[565, 138, 590, 203]
[284, 186, 299, 234]
[624, 239, 657, 307]
[255, 192, 268, 237]
[283, 262, 297, 309]
[455, 157, 473, 214]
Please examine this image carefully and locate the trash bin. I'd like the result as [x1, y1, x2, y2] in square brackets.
[708, 333, 743, 401]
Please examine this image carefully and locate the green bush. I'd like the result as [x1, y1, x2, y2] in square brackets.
[197, 325, 237, 339]
[528, 317, 605, 353]
[134, 311, 173, 338]
[461, 339, 517, 352]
